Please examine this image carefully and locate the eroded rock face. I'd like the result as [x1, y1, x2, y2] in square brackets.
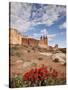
[38, 36, 48, 48]
[22, 38, 38, 47]
[10, 28, 22, 45]
[52, 52, 66, 65]
[22, 38, 28, 46]
[10, 29, 48, 48]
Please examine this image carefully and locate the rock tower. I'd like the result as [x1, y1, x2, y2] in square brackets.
[38, 35, 48, 48]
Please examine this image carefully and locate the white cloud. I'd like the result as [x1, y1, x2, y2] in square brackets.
[31, 5, 66, 26]
[10, 17, 31, 33]
[60, 22, 66, 29]
[10, 2, 66, 33]
[10, 2, 32, 33]
[40, 29, 48, 36]
[31, 29, 56, 41]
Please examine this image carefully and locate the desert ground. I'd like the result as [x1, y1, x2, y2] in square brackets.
[9, 45, 66, 80]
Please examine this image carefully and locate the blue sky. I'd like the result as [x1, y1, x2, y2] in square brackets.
[10, 2, 66, 48]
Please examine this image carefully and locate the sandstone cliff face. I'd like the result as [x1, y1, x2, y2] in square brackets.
[22, 38, 28, 46]
[28, 38, 38, 47]
[10, 28, 22, 45]
[22, 38, 38, 47]
[10, 28, 48, 48]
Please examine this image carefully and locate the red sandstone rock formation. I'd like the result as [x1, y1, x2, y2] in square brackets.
[10, 28, 49, 48]
[28, 38, 38, 47]
[22, 38, 28, 46]
[22, 38, 38, 47]
[38, 36, 48, 48]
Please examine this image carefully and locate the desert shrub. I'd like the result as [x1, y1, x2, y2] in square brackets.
[38, 57, 43, 61]
[37, 47, 42, 52]
[45, 77, 56, 85]
[12, 45, 19, 50]
[31, 63, 37, 67]
[27, 50, 30, 53]
[10, 51, 22, 57]
[11, 45, 23, 51]
[23, 45, 28, 48]
[10, 45, 21, 56]
[32, 47, 35, 50]
[10, 76, 23, 88]
[63, 63, 66, 66]
[53, 58, 59, 63]
[15, 52, 21, 57]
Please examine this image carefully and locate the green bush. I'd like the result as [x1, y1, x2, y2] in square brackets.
[10, 76, 23, 88]
[31, 63, 37, 67]
[10, 76, 66, 88]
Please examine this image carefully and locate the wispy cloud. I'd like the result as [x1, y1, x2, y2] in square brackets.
[31, 4, 66, 26]
[10, 2, 32, 33]
[10, 2, 66, 33]
[60, 22, 66, 29]
[40, 29, 48, 36]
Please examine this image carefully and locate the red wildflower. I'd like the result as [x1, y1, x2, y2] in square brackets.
[23, 66, 58, 82]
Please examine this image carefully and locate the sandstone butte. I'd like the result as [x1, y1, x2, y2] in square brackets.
[9, 28, 50, 49]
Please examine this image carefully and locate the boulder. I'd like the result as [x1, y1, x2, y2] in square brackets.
[52, 52, 66, 65]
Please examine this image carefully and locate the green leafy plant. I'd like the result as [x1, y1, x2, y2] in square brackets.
[31, 63, 37, 67]
[10, 76, 23, 88]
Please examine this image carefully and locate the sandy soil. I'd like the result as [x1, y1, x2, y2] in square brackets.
[9, 45, 66, 79]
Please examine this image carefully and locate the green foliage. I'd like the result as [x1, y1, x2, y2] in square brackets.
[10, 76, 23, 88]
[31, 63, 37, 67]
[46, 77, 56, 85]
[10, 76, 66, 88]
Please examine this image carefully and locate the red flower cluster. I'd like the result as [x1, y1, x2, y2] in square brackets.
[23, 66, 58, 82]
